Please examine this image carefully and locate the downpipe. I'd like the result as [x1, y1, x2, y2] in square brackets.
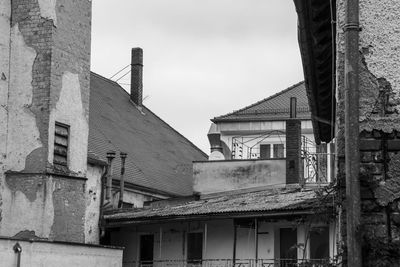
[344, 0, 362, 265]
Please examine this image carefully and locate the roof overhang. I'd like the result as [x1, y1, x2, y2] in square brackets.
[293, 0, 336, 144]
[104, 210, 317, 228]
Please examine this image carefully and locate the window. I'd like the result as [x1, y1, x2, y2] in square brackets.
[279, 228, 297, 264]
[273, 144, 285, 158]
[260, 144, 271, 159]
[309, 227, 329, 259]
[187, 232, 203, 264]
[54, 122, 69, 167]
[140, 234, 154, 266]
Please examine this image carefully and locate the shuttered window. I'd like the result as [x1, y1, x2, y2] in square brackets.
[260, 144, 271, 159]
[273, 144, 285, 158]
[54, 122, 69, 166]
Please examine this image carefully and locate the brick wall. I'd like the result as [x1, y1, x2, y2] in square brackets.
[1, 0, 93, 244]
[286, 119, 301, 184]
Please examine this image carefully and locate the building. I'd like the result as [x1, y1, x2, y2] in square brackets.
[89, 48, 208, 242]
[104, 84, 337, 266]
[0, 0, 123, 265]
[0, 2, 206, 266]
[294, 0, 400, 266]
[209, 81, 334, 184]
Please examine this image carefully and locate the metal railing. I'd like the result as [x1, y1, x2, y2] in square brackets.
[126, 259, 337, 267]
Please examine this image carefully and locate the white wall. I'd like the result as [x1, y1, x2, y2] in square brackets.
[0, 238, 122, 267]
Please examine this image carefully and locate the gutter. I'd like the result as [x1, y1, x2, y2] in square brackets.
[343, 0, 361, 265]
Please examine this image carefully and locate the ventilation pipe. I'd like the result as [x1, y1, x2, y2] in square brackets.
[118, 152, 127, 208]
[106, 151, 116, 200]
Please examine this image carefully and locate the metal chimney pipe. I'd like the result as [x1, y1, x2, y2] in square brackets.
[118, 152, 127, 208]
[106, 151, 116, 200]
[290, 97, 297, 118]
[131, 48, 143, 106]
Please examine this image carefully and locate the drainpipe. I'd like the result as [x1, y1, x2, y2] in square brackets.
[106, 151, 116, 201]
[99, 165, 108, 239]
[344, 0, 361, 266]
[13, 242, 22, 267]
[118, 152, 127, 208]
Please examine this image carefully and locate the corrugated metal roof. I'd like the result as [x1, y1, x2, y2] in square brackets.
[212, 81, 310, 122]
[89, 72, 208, 196]
[105, 187, 330, 221]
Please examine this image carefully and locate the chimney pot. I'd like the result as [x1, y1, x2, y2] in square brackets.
[131, 48, 143, 106]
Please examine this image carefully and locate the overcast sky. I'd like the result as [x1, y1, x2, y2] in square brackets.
[91, 0, 304, 154]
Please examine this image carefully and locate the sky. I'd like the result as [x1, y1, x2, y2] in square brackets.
[91, 0, 304, 154]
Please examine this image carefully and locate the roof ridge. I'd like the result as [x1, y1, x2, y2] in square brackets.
[143, 107, 208, 158]
[90, 71, 121, 87]
[212, 81, 305, 122]
[91, 71, 208, 159]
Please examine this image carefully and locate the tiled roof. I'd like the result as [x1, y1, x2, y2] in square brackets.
[104, 187, 331, 222]
[89, 72, 208, 196]
[212, 81, 310, 122]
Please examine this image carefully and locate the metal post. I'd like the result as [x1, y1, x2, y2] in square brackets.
[118, 152, 127, 208]
[344, 0, 361, 265]
[106, 151, 116, 201]
[160, 227, 163, 259]
[233, 220, 237, 266]
[255, 218, 258, 264]
[204, 223, 208, 259]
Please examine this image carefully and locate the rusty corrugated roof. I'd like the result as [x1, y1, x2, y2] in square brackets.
[104, 187, 331, 222]
[212, 81, 310, 122]
[88, 72, 208, 196]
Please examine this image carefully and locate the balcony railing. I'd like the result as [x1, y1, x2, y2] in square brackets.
[126, 259, 338, 267]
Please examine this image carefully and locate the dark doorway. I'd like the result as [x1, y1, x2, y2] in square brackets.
[310, 226, 329, 259]
[280, 228, 297, 266]
[140, 234, 154, 266]
[187, 232, 203, 264]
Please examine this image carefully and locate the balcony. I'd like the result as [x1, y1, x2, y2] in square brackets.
[126, 259, 338, 267]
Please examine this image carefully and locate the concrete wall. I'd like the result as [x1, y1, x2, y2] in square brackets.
[0, 0, 95, 244]
[0, 238, 122, 267]
[193, 159, 286, 194]
[336, 0, 400, 262]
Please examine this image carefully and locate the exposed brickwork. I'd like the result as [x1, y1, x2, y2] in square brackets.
[11, 0, 54, 172]
[1, 0, 93, 244]
[285, 119, 301, 184]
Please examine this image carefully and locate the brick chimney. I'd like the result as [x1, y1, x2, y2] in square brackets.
[286, 97, 302, 184]
[130, 47, 143, 106]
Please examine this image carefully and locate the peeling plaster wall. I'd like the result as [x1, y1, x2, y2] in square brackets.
[0, 0, 94, 244]
[48, 72, 89, 175]
[85, 164, 102, 244]
[6, 24, 42, 172]
[336, 0, 400, 262]
[0, 0, 10, 162]
[1, 174, 54, 238]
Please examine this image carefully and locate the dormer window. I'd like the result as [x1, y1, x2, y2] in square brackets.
[54, 122, 69, 167]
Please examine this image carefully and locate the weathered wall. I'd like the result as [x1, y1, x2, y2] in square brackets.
[336, 0, 400, 264]
[0, 238, 123, 267]
[0, 0, 10, 163]
[0, 0, 94, 244]
[193, 159, 286, 195]
[85, 164, 103, 244]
